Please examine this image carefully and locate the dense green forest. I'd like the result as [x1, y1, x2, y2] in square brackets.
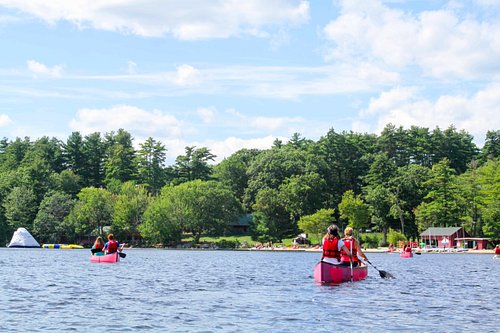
[1, 124, 499, 247]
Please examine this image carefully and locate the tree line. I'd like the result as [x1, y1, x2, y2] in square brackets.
[0, 124, 498, 247]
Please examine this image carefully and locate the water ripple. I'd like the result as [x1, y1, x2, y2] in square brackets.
[0, 249, 499, 332]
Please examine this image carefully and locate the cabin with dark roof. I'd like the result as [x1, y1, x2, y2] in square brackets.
[229, 214, 252, 234]
[420, 227, 469, 248]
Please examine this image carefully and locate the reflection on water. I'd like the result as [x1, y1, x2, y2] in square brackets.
[0, 248, 498, 332]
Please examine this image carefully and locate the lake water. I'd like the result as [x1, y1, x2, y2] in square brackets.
[1, 248, 498, 332]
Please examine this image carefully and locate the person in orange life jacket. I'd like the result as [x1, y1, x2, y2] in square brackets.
[321, 224, 352, 265]
[91, 236, 105, 256]
[103, 234, 124, 254]
[339, 227, 368, 267]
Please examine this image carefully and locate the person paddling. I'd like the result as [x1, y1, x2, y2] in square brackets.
[91, 236, 105, 255]
[404, 243, 412, 253]
[495, 245, 500, 255]
[388, 243, 395, 252]
[103, 234, 124, 254]
[321, 224, 352, 265]
[340, 227, 368, 267]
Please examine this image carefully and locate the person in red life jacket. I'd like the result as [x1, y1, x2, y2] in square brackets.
[340, 227, 368, 267]
[103, 234, 124, 254]
[321, 224, 352, 265]
[388, 243, 395, 252]
[495, 245, 500, 255]
[91, 236, 105, 256]
[404, 243, 412, 253]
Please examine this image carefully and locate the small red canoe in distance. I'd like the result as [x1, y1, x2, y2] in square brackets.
[400, 252, 413, 258]
[90, 252, 119, 263]
[314, 261, 368, 284]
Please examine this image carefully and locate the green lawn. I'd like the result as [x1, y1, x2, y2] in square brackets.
[198, 235, 254, 245]
[194, 234, 323, 247]
[184, 232, 383, 249]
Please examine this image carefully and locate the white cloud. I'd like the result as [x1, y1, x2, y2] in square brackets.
[0, 0, 309, 40]
[197, 107, 215, 124]
[147, 134, 287, 164]
[0, 55, 399, 102]
[361, 86, 419, 117]
[323, 0, 500, 80]
[199, 135, 287, 163]
[182, 63, 396, 97]
[208, 64, 398, 99]
[225, 109, 305, 132]
[69, 105, 182, 138]
[351, 121, 371, 134]
[360, 84, 500, 144]
[0, 114, 13, 126]
[27, 60, 63, 77]
[250, 116, 303, 131]
[175, 64, 201, 86]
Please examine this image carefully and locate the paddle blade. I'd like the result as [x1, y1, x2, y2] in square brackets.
[119, 252, 126, 258]
[379, 270, 395, 279]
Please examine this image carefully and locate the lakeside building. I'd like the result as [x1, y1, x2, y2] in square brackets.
[420, 227, 469, 248]
[229, 214, 252, 234]
[420, 227, 494, 250]
[454, 237, 493, 250]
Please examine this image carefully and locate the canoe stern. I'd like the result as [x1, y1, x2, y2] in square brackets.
[400, 252, 414, 258]
[90, 252, 120, 263]
[314, 261, 368, 284]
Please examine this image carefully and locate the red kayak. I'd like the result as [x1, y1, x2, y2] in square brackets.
[90, 252, 120, 263]
[400, 252, 413, 258]
[314, 261, 368, 284]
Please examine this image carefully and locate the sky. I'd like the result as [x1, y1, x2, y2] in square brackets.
[0, 0, 499, 163]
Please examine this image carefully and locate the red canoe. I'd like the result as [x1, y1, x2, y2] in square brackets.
[314, 261, 368, 284]
[400, 252, 413, 258]
[90, 252, 120, 263]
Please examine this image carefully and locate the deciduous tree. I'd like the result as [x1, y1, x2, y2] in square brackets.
[298, 208, 335, 245]
[66, 187, 114, 236]
[113, 182, 150, 242]
[213, 148, 261, 202]
[415, 159, 464, 230]
[338, 190, 370, 230]
[251, 188, 297, 242]
[33, 190, 74, 243]
[3, 186, 37, 230]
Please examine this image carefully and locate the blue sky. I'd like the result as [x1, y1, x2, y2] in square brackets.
[0, 0, 499, 163]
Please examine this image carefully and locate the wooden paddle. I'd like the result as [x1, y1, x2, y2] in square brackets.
[365, 259, 394, 279]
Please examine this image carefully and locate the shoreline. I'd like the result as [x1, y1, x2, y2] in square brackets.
[121, 246, 496, 254]
[248, 248, 495, 254]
